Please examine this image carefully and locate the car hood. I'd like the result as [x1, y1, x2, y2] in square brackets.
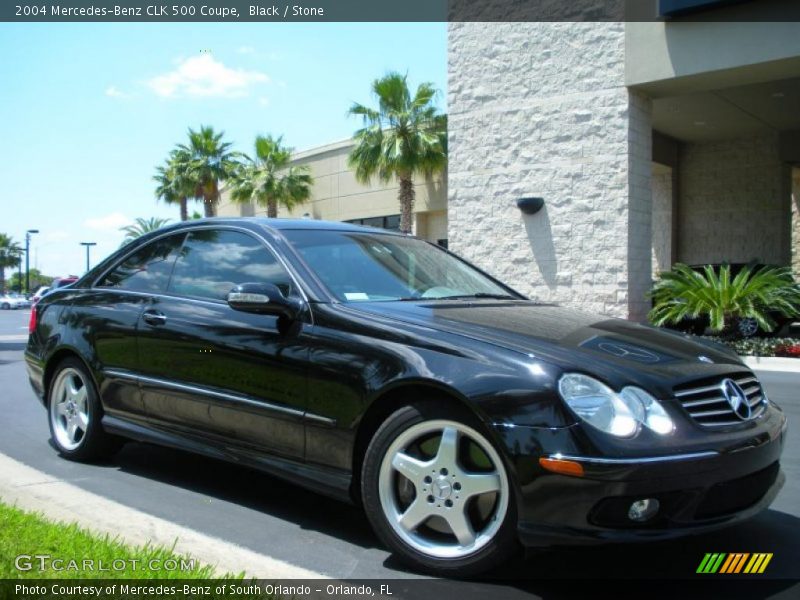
[344, 300, 746, 391]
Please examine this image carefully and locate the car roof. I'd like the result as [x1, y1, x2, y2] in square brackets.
[256, 217, 397, 234]
[146, 217, 403, 237]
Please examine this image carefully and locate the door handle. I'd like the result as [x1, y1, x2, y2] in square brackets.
[142, 310, 167, 326]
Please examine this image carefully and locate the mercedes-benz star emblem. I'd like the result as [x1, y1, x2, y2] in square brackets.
[721, 378, 751, 420]
[431, 477, 452, 500]
[597, 342, 661, 364]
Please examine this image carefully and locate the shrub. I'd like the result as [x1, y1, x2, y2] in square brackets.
[649, 263, 800, 336]
[700, 336, 800, 357]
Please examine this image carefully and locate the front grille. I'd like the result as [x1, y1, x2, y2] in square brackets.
[695, 462, 780, 519]
[673, 372, 767, 428]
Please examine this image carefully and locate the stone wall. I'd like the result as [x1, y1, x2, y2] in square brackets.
[652, 166, 673, 275]
[678, 134, 791, 266]
[447, 22, 652, 319]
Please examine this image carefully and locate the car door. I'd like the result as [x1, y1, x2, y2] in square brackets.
[137, 227, 309, 460]
[78, 232, 186, 421]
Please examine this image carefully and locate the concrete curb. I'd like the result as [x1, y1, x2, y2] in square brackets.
[742, 356, 800, 373]
[0, 453, 327, 579]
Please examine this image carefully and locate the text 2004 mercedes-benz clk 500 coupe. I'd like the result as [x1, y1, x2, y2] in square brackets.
[26, 218, 787, 576]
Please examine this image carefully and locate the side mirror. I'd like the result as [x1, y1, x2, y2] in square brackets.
[227, 283, 303, 319]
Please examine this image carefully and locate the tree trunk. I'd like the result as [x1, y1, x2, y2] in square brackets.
[398, 174, 415, 234]
[267, 198, 278, 219]
[203, 181, 219, 217]
[179, 197, 188, 221]
[0, 268, 5, 295]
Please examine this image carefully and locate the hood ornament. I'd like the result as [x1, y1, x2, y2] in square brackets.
[698, 355, 714, 364]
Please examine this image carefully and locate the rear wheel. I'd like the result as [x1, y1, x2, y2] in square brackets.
[48, 358, 122, 461]
[362, 401, 518, 577]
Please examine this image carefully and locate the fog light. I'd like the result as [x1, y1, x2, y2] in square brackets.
[628, 498, 659, 522]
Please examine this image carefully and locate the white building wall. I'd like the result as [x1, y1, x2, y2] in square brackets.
[678, 134, 791, 266]
[652, 167, 673, 275]
[447, 22, 652, 319]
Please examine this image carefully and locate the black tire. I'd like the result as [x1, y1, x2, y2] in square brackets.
[361, 401, 519, 577]
[47, 357, 123, 461]
[1, 303, 9, 310]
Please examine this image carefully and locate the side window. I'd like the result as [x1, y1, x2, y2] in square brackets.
[97, 234, 185, 292]
[168, 230, 293, 301]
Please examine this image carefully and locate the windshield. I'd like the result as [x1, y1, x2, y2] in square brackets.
[283, 229, 519, 302]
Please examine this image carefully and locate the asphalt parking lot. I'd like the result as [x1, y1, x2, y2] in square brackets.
[0, 308, 798, 598]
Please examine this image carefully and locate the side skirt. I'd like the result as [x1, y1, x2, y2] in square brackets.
[102, 415, 354, 504]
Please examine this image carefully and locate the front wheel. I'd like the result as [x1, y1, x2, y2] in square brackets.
[48, 358, 122, 461]
[361, 402, 518, 577]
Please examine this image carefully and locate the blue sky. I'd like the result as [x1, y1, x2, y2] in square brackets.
[0, 23, 447, 280]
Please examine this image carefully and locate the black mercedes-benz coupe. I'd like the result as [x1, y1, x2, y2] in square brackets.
[25, 218, 787, 576]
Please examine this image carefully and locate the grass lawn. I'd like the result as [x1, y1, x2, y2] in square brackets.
[0, 501, 230, 579]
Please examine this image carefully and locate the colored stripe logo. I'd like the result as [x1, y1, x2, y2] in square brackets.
[697, 553, 773, 574]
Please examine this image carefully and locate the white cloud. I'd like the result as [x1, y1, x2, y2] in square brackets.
[84, 212, 132, 231]
[258, 96, 270, 107]
[146, 54, 269, 98]
[105, 85, 127, 98]
[237, 46, 255, 54]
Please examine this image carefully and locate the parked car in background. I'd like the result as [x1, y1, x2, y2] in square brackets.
[0, 294, 27, 309]
[31, 286, 50, 305]
[12, 294, 32, 308]
[26, 219, 787, 576]
[658, 263, 798, 337]
[51, 276, 78, 290]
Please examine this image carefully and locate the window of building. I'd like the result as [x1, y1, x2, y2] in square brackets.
[345, 214, 402, 232]
[97, 233, 186, 293]
[167, 230, 293, 301]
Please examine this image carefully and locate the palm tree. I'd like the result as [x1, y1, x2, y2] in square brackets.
[0, 234, 23, 294]
[649, 263, 800, 336]
[178, 126, 241, 217]
[154, 148, 196, 221]
[230, 135, 312, 218]
[347, 72, 447, 234]
[120, 217, 172, 245]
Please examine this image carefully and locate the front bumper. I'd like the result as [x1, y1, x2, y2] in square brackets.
[511, 410, 788, 547]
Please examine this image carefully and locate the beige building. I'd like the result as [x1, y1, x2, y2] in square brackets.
[218, 139, 449, 245]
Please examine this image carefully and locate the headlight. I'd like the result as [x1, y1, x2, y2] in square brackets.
[558, 374, 674, 437]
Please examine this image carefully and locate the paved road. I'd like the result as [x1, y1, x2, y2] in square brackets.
[1, 309, 798, 597]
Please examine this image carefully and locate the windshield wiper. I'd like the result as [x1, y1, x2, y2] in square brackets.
[435, 293, 518, 300]
[389, 293, 518, 302]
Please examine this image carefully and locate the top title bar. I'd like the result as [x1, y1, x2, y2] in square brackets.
[3, 0, 800, 22]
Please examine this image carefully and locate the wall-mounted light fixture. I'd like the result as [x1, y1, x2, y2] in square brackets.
[516, 197, 545, 215]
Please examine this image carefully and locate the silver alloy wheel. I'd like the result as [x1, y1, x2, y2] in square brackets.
[50, 368, 90, 451]
[378, 419, 509, 559]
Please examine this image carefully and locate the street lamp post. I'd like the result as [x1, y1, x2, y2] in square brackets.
[17, 250, 24, 293]
[80, 242, 97, 272]
[25, 229, 39, 294]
